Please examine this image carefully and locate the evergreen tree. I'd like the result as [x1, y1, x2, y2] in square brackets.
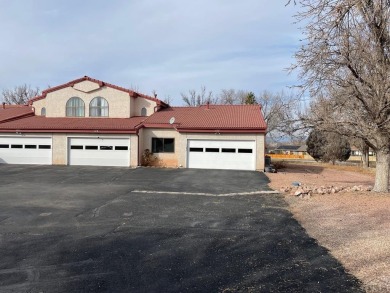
[244, 92, 257, 105]
[306, 129, 351, 163]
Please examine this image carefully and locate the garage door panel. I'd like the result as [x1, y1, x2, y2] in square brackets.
[0, 137, 52, 165]
[187, 140, 255, 171]
[68, 138, 130, 167]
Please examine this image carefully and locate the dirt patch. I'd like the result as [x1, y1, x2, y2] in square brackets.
[266, 162, 390, 293]
[267, 162, 375, 190]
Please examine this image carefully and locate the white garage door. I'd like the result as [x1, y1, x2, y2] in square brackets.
[187, 140, 256, 171]
[68, 137, 130, 167]
[0, 137, 52, 165]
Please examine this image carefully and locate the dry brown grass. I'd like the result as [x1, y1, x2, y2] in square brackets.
[266, 162, 390, 293]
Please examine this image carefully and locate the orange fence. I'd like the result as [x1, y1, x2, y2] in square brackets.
[267, 154, 305, 159]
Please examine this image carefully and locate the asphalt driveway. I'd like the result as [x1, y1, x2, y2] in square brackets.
[0, 165, 362, 292]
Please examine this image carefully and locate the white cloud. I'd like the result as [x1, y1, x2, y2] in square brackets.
[0, 0, 302, 105]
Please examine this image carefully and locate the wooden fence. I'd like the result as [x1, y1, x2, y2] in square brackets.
[267, 154, 305, 159]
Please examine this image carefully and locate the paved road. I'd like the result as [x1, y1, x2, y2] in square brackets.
[0, 165, 362, 292]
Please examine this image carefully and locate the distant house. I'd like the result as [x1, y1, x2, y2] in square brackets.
[266, 144, 309, 160]
[272, 145, 301, 155]
[350, 146, 375, 156]
[296, 145, 307, 156]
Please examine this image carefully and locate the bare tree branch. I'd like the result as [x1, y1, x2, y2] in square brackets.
[2, 84, 40, 105]
[291, 0, 390, 191]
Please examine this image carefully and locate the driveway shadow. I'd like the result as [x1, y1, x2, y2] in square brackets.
[0, 166, 362, 292]
[0, 194, 362, 293]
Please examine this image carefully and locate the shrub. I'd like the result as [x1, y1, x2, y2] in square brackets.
[141, 149, 158, 166]
[307, 129, 351, 163]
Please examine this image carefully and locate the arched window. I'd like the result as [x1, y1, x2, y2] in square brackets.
[41, 107, 46, 116]
[141, 107, 147, 116]
[66, 97, 85, 117]
[89, 97, 109, 117]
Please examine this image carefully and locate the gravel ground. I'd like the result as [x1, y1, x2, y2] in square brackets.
[266, 163, 390, 293]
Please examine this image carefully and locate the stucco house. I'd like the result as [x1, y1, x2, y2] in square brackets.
[0, 76, 267, 170]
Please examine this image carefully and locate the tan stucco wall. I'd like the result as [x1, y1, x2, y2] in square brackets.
[140, 129, 266, 170]
[138, 128, 144, 165]
[73, 80, 100, 92]
[142, 128, 180, 167]
[32, 99, 46, 116]
[52, 134, 67, 165]
[32, 82, 157, 118]
[132, 98, 157, 117]
[130, 135, 139, 167]
[41, 86, 131, 118]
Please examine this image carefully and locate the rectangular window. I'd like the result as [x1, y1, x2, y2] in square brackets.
[238, 149, 253, 153]
[70, 145, 83, 150]
[222, 148, 236, 153]
[25, 145, 37, 149]
[39, 145, 51, 149]
[0, 144, 9, 148]
[11, 144, 23, 149]
[205, 148, 219, 153]
[152, 138, 175, 153]
[115, 146, 128, 150]
[100, 146, 113, 150]
[189, 147, 203, 152]
[85, 145, 98, 150]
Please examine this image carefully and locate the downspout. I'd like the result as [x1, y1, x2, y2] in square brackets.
[137, 129, 140, 167]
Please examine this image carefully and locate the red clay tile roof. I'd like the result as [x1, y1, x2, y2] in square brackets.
[0, 105, 266, 134]
[28, 76, 168, 107]
[0, 105, 35, 123]
[143, 105, 267, 133]
[0, 116, 146, 134]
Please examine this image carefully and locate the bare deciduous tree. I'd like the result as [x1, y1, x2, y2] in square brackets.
[163, 95, 172, 105]
[2, 84, 40, 105]
[290, 0, 390, 192]
[258, 91, 299, 141]
[218, 89, 247, 105]
[181, 86, 217, 106]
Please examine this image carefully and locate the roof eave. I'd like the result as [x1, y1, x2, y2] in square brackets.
[0, 129, 138, 134]
[177, 128, 266, 134]
[0, 112, 35, 124]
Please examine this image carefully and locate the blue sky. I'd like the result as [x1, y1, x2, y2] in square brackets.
[0, 0, 302, 105]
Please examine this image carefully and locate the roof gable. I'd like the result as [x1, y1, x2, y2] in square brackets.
[276, 145, 301, 151]
[28, 76, 168, 107]
[72, 80, 101, 93]
[0, 105, 35, 123]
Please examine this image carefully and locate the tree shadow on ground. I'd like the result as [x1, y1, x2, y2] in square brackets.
[1, 212, 363, 293]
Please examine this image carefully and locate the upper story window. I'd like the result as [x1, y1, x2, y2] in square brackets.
[89, 97, 109, 117]
[66, 97, 85, 117]
[41, 107, 46, 116]
[141, 107, 147, 116]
